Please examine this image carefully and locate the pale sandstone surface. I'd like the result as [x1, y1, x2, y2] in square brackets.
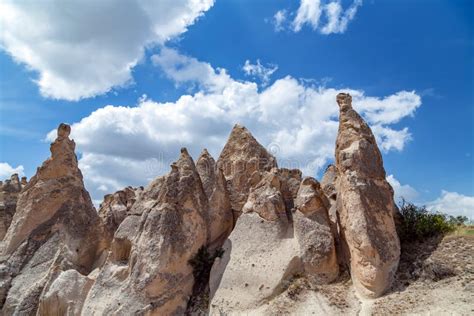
[334, 93, 400, 298]
[294, 177, 339, 283]
[210, 168, 337, 314]
[320, 164, 338, 227]
[37, 269, 96, 316]
[0, 94, 443, 315]
[196, 149, 233, 249]
[217, 124, 277, 219]
[82, 148, 210, 315]
[98, 186, 143, 240]
[0, 124, 106, 314]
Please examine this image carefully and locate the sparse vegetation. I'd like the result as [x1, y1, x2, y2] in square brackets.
[188, 246, 224, 280]
[186, 246, 225, 315]
[396, 200, 469, 243]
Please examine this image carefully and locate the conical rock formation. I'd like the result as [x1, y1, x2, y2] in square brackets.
[334, 93, 400, 298]
[217, 124, 277, 219]
[0, 93, 407, 314]
[82, 148, 210, 315]
[196, 149, 234, 249]
[0, 123, 106, 314]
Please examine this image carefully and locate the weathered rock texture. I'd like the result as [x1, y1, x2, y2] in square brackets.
[334, 93, 400, 298]
[294, 177, 339, 283]
[0, 93, 402, 314]
[210, 169, 338, 313]
[0, 174, 24, 240]
[81, 148, 211, 315]
[217, 124, 277, 219]
[98, 186, 142, 241]
[0, 123, 106, 314]
[196, 149, 233, 249]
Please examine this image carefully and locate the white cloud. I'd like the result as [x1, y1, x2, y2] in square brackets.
[49, 49, 421, 202]
[242, 60, 278, 86]
[276, 0, 362, 34]
[387, 174, 419, 204]
[0, 162, 24, 180]
[293, 0, 322, 32]
[273, 10, 288, 32]
[151, 47, 232, 92]
[321, 0, 362, 34]
[426, 191, 474, 220]
[0, 0, 214, 101]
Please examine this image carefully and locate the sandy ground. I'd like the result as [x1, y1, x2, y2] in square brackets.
[220, 234, 474, 316]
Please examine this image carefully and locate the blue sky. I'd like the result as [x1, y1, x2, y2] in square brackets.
[0, 0, 472, 218]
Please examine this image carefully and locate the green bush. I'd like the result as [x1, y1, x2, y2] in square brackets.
[397, 200, 461, 243]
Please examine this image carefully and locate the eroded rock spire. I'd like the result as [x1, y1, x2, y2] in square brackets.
[334, 93, 400, 298]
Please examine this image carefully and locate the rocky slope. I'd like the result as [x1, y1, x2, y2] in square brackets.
[1, 94, 468, 315]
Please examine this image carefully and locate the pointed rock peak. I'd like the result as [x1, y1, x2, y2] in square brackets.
[228, 124, 254, 140]
[321, 164, 337, 200]
[218, 124, 277, 173]
[178, 147, 194, 165]
[336, 92, 352, 112]
[57, 123, 71, 140]
[198, 148, 213, 160]
[196, 149, 217, 199]
[173, 147, 198, 175]
[49, 123, 76, 162]
[20, 176, 27, 186]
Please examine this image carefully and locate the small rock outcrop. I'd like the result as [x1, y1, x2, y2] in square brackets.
[0, 174, 23, 240]
[98, 186, 142, 240]
[294, 177, 339, 283]
[0, 123, 106, 314]
[334, 93, 400, 298]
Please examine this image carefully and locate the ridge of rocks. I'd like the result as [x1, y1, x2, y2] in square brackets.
[0, 94, 401, 314]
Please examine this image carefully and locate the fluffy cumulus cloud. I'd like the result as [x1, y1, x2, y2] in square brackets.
[0, 162, 24, 180]
[0, 0, 214, 101]
[46, 48, 421, 202]
[426, 191, 474, 220]
[386, 174, 419, 203]
[275, 0, 362, 34]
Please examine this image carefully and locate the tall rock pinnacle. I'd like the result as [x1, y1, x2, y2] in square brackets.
[334, 93, 400, 298]
[0, 124, 105, 314]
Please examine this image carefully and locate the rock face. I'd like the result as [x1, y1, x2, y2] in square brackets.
[82, 148, 210, 315]
[217, 124, 277, 219]
[0, 123, 105, 314]
[294, 177, 339, 283]
[334, 93, 400, 298]
[98, 186, 142, 240]
[210, 163, 337, 313]
[0, 174, 24, 240]
[196, 149, 234, 248]
[0, 93, 403, 314]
